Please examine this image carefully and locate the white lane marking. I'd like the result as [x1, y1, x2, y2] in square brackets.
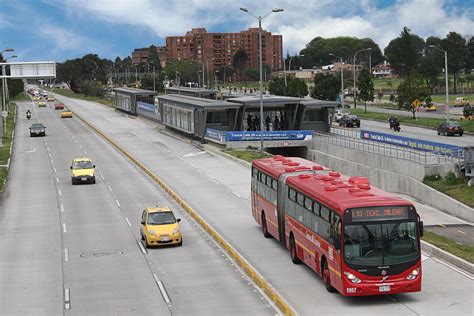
[64, 288, 71, 310]
[79, 145, 83, 149]
[182, 151, 206, 158]
[64, 248, 69, 262]
[58, 189, 62, 196]
[60, 204, 64, 213]
[177, 156, 184, 161]
[83, 151, 87, 155]
[196, 170, 203, 174]
[48, 153, 51, 157]
[108, 185, 113, 192]
[25, 148, 36, 153]
[421, 254, 429, 262]
[115, 199, 121, 207]
[154, 274, 171, 303]
[129, 130, 138, 137]
[100, 174, 105, 180]
[53, 167, 57, 173]
[56, 177, 59, 183]
[457, 229, 466, 234]
[50, 159, 54, 164]
[211, 178, 219, 184]
[47, 147, 50, 151]
[232, 192, 241, 198]
[125, 217, 132, 227]
[63, 223, 67, 233]
[45, 142, 48, 145]
[429, 255, 474, 280]
[137, 241, 147, 254]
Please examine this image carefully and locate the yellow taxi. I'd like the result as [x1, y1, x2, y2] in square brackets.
[70, 157, 96, 184]
[140, 207, 182, 247]
[425, 103, 437, 111]
[61, 109, 73, 118]
[38, 101, 47, 107]
[47, 96, 55, 102]
[32, 96, 40, 101]
[455, 97, 469, 107]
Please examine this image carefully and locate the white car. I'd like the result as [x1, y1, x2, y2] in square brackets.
[334, 109, 350, 122]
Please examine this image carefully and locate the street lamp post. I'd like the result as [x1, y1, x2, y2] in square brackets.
[329, 53, 344, 104]
[240, 7, 284, 153]
[1, 49, 16, 137]
[430, 45, 449, 123]
[285, 54, 304, 86]
[353, 48, 372, 109]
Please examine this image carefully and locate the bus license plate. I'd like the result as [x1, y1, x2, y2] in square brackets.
[81, 177, 87, 181]
[379, 285, 390, 292]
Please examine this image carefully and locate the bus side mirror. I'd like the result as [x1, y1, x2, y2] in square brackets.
[140, 220, 145, 225]
[177, 218, 181, 222]
[334, 238, 341, 251]
[70, 166, 72, 169]
[419, 221, 424, 237]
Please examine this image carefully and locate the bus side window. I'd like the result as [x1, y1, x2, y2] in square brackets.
[320, 206, 330, 240]
[295, 193, 304, 223]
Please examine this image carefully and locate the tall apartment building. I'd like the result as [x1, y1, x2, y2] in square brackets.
[165, 28, 283, 75]
[132, 46, 167, 68]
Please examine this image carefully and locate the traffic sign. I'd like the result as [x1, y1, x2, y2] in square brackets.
[412, 99, 421, 108]
[1, 111, 8, 118]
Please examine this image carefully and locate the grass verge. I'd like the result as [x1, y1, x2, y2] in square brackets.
[350, 108, 474, 133]
[0, 101, 17, 191]
[47, 88, 114, 108]
[422, 230, 474, 263]
[223, 149, 272, 163]
[423, 173, 474, 208]
[430, 94, 473, 106]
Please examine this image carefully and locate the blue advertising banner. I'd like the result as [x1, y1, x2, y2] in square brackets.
[360, 130, 463, 157]
[205, 128, 226, 142]
[137, 101, 156, 113]
[226, 130, 313, 142]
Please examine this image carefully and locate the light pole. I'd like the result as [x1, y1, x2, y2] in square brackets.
[329, 53, 344, 104]
[153, 66, 156, 91]
[285, 54, 304, 86]
[214, 70, 218, 89]
[430, 45, 449, 123]
[353, 48, 371, 109]
[240, 7, 284, 153]
[1, 49, 16, 137]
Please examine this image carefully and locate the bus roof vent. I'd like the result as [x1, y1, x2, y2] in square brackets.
[323, 175, 334, 181]
[312, 165, 324, 171]
[273, 155, 284, 160]
[351, 192, 375, 197]
[349, 187, 362, 193]
[285, 167, 296, 172]
[325, 185, 338, 191]
[329, 171, 341, 177]
[299, 174, 310, 179]
[348, 176, 370, 185]
[315, 174, 326, 180]
[289, 162, 300, 166]
[295, 166, 310, 171]
[358, 183, 371, 190]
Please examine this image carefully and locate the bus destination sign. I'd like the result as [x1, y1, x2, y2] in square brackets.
[347, 206, 411, 222]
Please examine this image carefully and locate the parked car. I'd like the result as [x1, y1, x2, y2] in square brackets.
[334, 109, 350, 122]
[339, 114, 360, 128]
[29, 123, 46, 137]
[437, 122, 463, 136]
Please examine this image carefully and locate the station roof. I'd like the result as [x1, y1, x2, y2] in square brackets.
[114, 87, 156, 95]
[227, 95, 302, 106]
[157, 94, 240, 109]
[165, 86, 217, 94]
[300, 99, 339, 108]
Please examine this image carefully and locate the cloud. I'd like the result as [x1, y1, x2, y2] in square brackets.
[38, 0, 474, 56]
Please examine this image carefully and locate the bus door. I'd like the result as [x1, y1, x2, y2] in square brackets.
[277, 174, 291, 244]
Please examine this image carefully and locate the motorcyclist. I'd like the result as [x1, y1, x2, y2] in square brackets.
[26, 109, 31, 120]
[388, 115, 396, 129]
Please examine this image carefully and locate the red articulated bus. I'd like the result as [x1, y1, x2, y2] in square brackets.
[251, 156, 423, 296]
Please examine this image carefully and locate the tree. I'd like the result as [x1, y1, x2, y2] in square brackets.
[232, 48, 248, 81]
[357, 68, 374, 113]
[140, 73, 164, 92]
[147, 45, 162, 70]
[311, 73, 340, 101]
[441, 32, 467, 93]
[384, 27, 425, 76]
[466, 37, 474, 74]
[244, 68, 259, 81]
[419, 49, 442, 94]
[268, 77, 286, 95]
[397, 71, 428, 117]
[216, 65, 234, 84]
[285, 77, 308, 97]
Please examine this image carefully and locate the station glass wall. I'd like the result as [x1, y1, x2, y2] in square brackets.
[162, 101, 194, 133]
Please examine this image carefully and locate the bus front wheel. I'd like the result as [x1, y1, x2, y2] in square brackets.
[322, 260, 337, 293]
[290, 235, 301, 264]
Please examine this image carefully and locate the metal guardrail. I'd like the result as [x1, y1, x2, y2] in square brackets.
[315, 129, 463, 166]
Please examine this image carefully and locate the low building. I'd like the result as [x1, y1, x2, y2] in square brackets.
[113, 87, 156, 116]
[372, 62, 394, 78]
[132, 46, 167, 68]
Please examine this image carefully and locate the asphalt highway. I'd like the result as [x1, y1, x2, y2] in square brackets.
[0, 100, 276, 315]
[48, 93, 473, 315]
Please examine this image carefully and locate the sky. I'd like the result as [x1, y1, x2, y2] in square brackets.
[0, 0, 473, 63]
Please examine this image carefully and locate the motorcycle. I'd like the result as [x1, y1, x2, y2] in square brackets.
[393, 120, 401, 132]
[26, 112, 31, 120]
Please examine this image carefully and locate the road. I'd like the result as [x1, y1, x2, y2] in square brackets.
[0, 100, 276, 315]
[46, 93, 473, 315]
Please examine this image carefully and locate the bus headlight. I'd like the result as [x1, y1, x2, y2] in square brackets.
[344, 271, 361, 284]
[172, 227, 179, 234]
[406, 268, 420, 280]
[149, 229, 156, 235]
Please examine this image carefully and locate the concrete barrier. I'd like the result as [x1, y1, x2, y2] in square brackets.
[72, 110, 296, 316]
[308, 145, 473, 223]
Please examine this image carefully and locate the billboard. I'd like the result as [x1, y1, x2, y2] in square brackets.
[205, 129, 313, 142]
[1, 61, 56, 79]
[360, 130, 463, 157]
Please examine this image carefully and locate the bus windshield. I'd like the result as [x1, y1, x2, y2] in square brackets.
[344, 221, 419, 266]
